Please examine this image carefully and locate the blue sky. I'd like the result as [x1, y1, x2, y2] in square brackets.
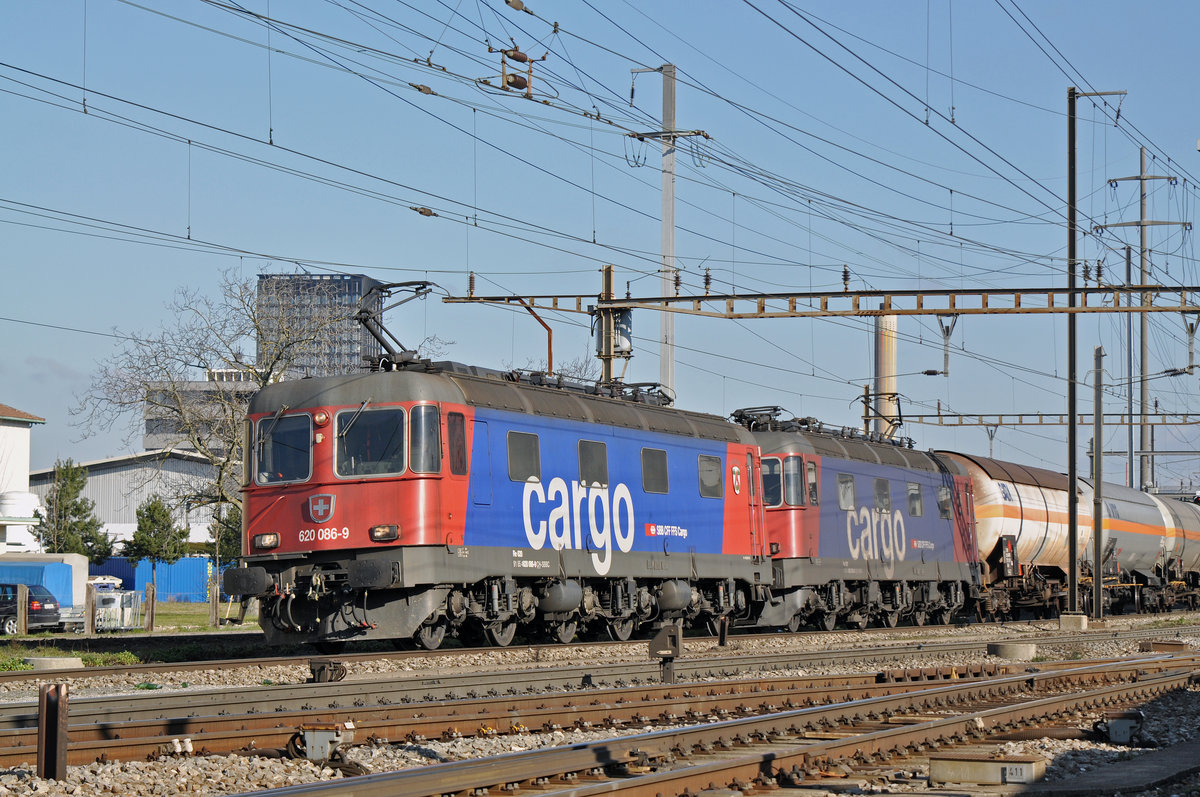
[3, 1, 1199, 488]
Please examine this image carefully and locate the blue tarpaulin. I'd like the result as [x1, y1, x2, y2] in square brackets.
[90, 557, 229, 602]
[0, 563, 74, 608]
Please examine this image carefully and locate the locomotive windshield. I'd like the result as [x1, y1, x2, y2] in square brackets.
[255, 413, 312, 484]
[337, 407, 406, 477]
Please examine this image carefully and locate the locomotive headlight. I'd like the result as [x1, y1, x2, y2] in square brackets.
[253, 532, 281, 550]
[313, 411, 329, 426]
[369, 524, 399, 542]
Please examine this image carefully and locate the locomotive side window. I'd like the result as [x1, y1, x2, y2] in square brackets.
[641, 448, 669, 494]
[761, 457, 782, 506]
[698, 455, 723, 499]
[256, 413, 312, 484]
[783, 456, 805, 506]
[409, 405, 441, 474]
[447, 412, 468, 475]
[579, 440, 608, 487]
[907, 482, 924, 516]
[336, 407, 405, 477]
[936, 486, 952, 519]
[837, 474, 855, 510]
[874, 478, 891, 512]
[746, 453, 756, 497]
[507, 431, 541, 482]
[806, 461, 819, 505]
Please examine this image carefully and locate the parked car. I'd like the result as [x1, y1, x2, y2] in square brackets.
[0, 584, 61, 634]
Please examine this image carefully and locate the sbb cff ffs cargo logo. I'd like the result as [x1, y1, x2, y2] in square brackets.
[307, 494, 336, 523]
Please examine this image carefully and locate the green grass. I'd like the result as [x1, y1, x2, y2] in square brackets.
[146, 599, 258, 631]
[1148, 616, 1193, 628]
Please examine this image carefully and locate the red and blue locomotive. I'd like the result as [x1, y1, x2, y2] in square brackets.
[225, 362, 772, 648]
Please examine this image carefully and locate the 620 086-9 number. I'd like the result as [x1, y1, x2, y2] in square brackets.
[298, 527, 350, 543]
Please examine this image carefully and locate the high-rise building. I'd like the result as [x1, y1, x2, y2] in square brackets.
[255, 273, 383, 376]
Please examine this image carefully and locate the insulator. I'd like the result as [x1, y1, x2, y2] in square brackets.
[502, 48, 530, 63]
[842, 265, 850, 291]
[410, 83, 435, 95]
[504, 73, 529, 91]
[673, 271, 682, 293]
[704, 268, 712, 294]
[469, 271, 475, 297]
[505, 0, 526, 11]
[1082, 261, 1091, 282]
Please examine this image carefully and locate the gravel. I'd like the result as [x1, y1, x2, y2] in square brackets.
[0, 612, 1195, 796]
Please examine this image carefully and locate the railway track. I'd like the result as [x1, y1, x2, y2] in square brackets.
[221, 653, 1200, 797]
[3, 619, 1196, 686]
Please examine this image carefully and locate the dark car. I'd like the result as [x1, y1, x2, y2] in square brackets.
[0, 584, 61, 634]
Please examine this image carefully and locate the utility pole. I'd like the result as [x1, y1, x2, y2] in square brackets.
[630, 65, 706, 398]
[1092, 346, 1105, 620]
[1067, 86, 1124, 614]
[1095, 148, 1186, 490]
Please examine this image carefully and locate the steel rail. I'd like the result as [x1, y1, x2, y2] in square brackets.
[222, 655, 1196, 797]
[2, 621, 1193, 691]
[0, 666, 996, 767]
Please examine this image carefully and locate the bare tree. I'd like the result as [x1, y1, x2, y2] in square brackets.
[75, 270, 356, 512]
[509, 354, 602, 382]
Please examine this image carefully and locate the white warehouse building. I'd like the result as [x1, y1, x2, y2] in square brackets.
[29, 450, 219, 546]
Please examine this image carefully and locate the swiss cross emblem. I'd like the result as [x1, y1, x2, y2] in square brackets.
[308, 494, 336, 523]
[731, 465, 742, 495]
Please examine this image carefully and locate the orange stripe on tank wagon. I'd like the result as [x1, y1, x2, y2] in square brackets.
[977, 503, 1180, 538]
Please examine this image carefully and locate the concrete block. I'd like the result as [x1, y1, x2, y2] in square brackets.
[23, 657, 84, 670]
[1059, 612, 1088, 631]
[929, 752, 1046, 786]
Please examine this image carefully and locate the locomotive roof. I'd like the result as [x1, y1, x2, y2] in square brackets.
[248, 365, 751, 443]
[753, 429, 945, 473]
[935, 451, 1069, 491]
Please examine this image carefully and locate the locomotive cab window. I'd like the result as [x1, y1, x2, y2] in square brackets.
[783, 456, 806, 506]
[698, 455, 723, 499]
[907, 482, 924, 516]
[761, 457, 782, 507]
[579, 440, 608, 487]
[807, 462, 819, 505]
[874, 478, 891, 512]
[409, 405, 441, 474]
[936, 486, 953, 519]
[508, 431, 541, 482]
[256, 413, 312, 484]
[642, 448, 669, 494]
[447, 412, 468, 475]
[336, 407, 405, 478]
[837, 474, 856, 511]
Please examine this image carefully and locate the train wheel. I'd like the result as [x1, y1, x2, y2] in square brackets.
[416, 620, 447, 650]
[786, 614, 803, 633]
[817, 612, 837, 632]
[550, 621, 577, 644]
[879, 610, 899, 628]
[911, 610, 927, 627]
[485, 620, 517, 647]
[607, 618, 635, 642]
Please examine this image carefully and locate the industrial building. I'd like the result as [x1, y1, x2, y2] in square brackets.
[29, 450, 217, 545]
